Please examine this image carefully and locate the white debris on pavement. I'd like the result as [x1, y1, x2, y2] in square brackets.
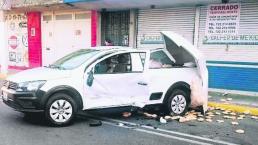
[143, 112, 158, 119]
[164, 116, 171, 120]
[171, 116, 181, 120]
[231, 122, 239, 125]
[216, 120, 224, 123]
[206, 119, 213, 122]
[215, 112, 221, 115]
[230, 112, 237, 116]
[220, 99, 226, 102]
[244, 110, 250, 115]
[197, 118, 204, 122]
[237, 117, 244, 120]
[235, 129, 245, 134]
[160, 117, 167, 124]
[226, 98, 233, 101]
[239, 115, 245, 118]
[222, 93, 229, 96]
[118, 123, 124, 126]
[251, 116, 258, 119]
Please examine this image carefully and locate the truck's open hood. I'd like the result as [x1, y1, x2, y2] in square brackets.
[161, 31, 208, 109]
[7, 67, 71, 83]
[161, 31, 203, 65]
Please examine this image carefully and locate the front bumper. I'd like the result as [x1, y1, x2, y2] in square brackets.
[1, 87, 44, 112]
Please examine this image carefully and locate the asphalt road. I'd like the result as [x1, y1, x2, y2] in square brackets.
[0, 80, 258, 145]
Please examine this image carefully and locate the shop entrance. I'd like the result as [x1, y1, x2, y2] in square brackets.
[101, 11, 130, 46]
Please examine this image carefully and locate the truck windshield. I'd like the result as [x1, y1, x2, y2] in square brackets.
[49, 49, 100, 70]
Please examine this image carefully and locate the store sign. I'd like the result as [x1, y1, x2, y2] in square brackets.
[203, 34, 258, 45]
[205, 3, 240, 35]
[6, 13, 29, 67]
[140, 35, 163, 44]
[203, 3, 258, 45]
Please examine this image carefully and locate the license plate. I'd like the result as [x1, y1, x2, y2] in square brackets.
[2, 92, 8, 101]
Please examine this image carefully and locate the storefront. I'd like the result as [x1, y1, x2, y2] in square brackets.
[101, 10, 130, 46]
[198, 2, 258, 92]
[2, 0, 258, 93]
[63, 0, 137, 47]
[1, 1, 97, 69]
[137, 7, 196, 48]
[41, 10, 94, 66]
[136, 1, 258, 93]
[3, 11, 43, 70]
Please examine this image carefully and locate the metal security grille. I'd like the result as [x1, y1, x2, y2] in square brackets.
[101, 11, 130, 46]
[137, 7, 196, 49]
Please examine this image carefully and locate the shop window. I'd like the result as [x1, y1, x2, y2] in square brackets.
[75, 13, 90, 20]
[55, 14, 72, 20]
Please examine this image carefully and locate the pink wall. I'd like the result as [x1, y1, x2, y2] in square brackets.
[91, 10, 97, 47]
[27, 12, 42, 68]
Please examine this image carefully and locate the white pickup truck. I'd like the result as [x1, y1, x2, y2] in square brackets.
[1, 31, 208, 126]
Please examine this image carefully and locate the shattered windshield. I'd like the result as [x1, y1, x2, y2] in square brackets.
[49, 49, 100, 70]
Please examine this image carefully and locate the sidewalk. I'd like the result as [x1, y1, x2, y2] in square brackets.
[208, 91, 258, 115]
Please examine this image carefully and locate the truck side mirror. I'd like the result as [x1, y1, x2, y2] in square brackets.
[87, 69, 94, 87]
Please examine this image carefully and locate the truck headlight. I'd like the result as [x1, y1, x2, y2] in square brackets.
[16, 81, 46, 92]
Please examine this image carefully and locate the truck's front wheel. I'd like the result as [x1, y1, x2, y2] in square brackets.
[45, 93, 77, 126]
[167, 89, 190, 116]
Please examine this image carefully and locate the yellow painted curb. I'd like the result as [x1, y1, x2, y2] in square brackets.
[208, 102, 258, 116]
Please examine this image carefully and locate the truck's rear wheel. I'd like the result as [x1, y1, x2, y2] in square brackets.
[167, 89, 190, 116]
[45, 93, 77, 126]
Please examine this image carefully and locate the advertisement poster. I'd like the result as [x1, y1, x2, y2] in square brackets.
[205, 3, 240, 36]
[5, 13, 29, 67]
[204, 3, 258, 45]
[203, 3, 258, 45]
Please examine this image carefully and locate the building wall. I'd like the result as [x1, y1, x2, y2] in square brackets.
[27, 12, 42, 68]
[11, 0, 61, 7]
[198, 1, 258, 92]
[136, 1, 258, 93]
[0, 10, 8, 73]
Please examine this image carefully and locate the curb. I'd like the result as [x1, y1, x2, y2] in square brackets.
[208, 102, 258, 116]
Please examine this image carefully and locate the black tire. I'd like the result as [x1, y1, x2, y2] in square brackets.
[166, 89, 190, 116]
[45, 93, 77, 126]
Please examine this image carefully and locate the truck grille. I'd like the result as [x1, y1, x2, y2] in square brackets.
[3, 80, 18, 90]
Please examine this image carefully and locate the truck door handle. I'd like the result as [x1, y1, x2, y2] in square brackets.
[46, 47, 50, 50]
[138, 82, 148, 86]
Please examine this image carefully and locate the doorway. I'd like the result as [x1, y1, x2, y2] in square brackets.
[101, 11, 130, 46]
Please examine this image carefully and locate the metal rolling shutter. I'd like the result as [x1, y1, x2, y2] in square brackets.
[198, 2, 258, 62]
[137, 7, 196, 49]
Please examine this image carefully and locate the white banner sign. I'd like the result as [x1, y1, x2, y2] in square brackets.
[205, 3, 240, 35]
[0, 0, 11, 10]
